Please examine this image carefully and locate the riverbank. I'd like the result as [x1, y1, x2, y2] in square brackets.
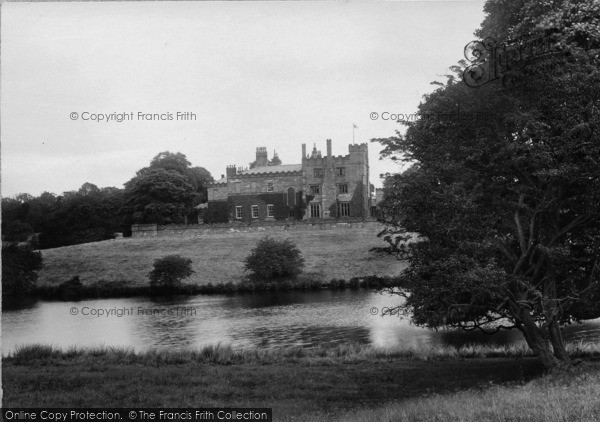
[37, 226, 402, 288]
[30, 274, 396, 301]
[3, 343, 600, 421]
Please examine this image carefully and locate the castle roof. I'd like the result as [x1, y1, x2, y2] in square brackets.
[239, 164, 302, 175]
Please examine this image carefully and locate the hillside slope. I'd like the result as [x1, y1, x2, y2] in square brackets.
[38, 225, 404, 287]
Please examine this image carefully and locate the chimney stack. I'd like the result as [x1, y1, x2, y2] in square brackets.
[226, 165, 237, 178]
[326, 139, 332, 159]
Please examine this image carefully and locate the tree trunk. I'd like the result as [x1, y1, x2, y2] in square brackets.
[548, 318, 570, 362]
[521, 315, 559, 370]
[509, 300, 558, 371]
[543, 271, 570, 362]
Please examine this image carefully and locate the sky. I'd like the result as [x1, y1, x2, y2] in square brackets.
[1, 0, 486, 198]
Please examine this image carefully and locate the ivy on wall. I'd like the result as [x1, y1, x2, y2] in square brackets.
[204, 191, 304, 224]
[349, 182, 365, 218]
[325, 182, 366, 219]
[206, 201, 229, 223]
[205, 187, 372, 223]
[257, 193, 289, 220]
[329, 202, 338, 218]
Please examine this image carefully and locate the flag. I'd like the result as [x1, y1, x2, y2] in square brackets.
[353, 123, 358, 129]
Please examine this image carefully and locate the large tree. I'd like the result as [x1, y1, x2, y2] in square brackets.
[375, 0, 600, 370]
[123, 152, 213, 224]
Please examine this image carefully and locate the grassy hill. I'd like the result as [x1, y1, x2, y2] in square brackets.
[38, 224, 404, 287]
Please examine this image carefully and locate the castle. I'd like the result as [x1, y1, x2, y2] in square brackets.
[203, 139, 370, 224]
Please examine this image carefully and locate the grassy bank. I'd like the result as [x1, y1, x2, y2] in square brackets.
[31, 274, 397, 301]
[37, 226, 402, 288]
[4, 343, 600, 420]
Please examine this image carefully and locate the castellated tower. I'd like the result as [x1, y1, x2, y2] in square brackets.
[255, 147, 269, 167]
[301, 139, 370, 220]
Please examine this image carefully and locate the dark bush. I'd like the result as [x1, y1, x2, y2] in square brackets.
[58, 276, 84, 298]
[148, 255, 194, 291]
[244, 237, 304, 280]
[2, 243, 43, 298]
[349, 277, 361, 288]
[329, 278, 345, 288]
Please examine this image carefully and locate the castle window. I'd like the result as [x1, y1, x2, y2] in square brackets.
[251, 205, 259, 219]
[235, 182, 241, 193]
[267, 204, 274, 218]
[338, 184, 349, 194]
[310, 203, 321, 218]
[267, 181, 274, 192]
[309, 184, 321, 194]
[336, 167, 346, 176]
[338, 202, 351, 217]
[251, 181, 257, 192]
[235, 206, 242, 219]
[313, 168, 324, 177]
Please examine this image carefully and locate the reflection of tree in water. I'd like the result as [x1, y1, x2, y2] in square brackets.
[239, 325, 371, 349]
[131, 296, 200, 349]
[222, 289, 367, 310]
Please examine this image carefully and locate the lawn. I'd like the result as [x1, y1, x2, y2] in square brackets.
[37, 224, 403, 287]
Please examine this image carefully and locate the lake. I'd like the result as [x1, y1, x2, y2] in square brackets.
[3, 289, 600, 354]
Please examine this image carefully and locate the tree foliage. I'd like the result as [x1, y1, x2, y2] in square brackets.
[375, 0, 600, 370]
[1, 152, 214, 248]
[244, 237, 305, 280]
[2, 244, 43, 298]
[2, 185, 127, 249]
[148, 255, 194, 290]
[124, 152, 213, 224]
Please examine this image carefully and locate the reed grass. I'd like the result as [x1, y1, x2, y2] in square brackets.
[8, 340, 600, 365]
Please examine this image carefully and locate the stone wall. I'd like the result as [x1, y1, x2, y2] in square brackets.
[131, 224, 158, 238]
[131, 219, 380, 238]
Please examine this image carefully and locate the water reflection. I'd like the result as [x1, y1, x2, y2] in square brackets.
[2, 290, 599, 354]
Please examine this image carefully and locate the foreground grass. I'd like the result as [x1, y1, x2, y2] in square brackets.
[38, 225, 401, 287]
[336, 368, 600, 422]
[4, 342, 600, 420]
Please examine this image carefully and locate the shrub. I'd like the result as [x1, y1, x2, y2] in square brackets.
[2, 243, 43, 298]
[59, 276, 84, 298]
[244, 237, 304, 280]
[349, 277, 361, 288]
[329, 278, 345, 288]
[148, 255, 194, 290]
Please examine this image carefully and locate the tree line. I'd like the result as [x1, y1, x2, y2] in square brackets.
[2, 152, 213, 249]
